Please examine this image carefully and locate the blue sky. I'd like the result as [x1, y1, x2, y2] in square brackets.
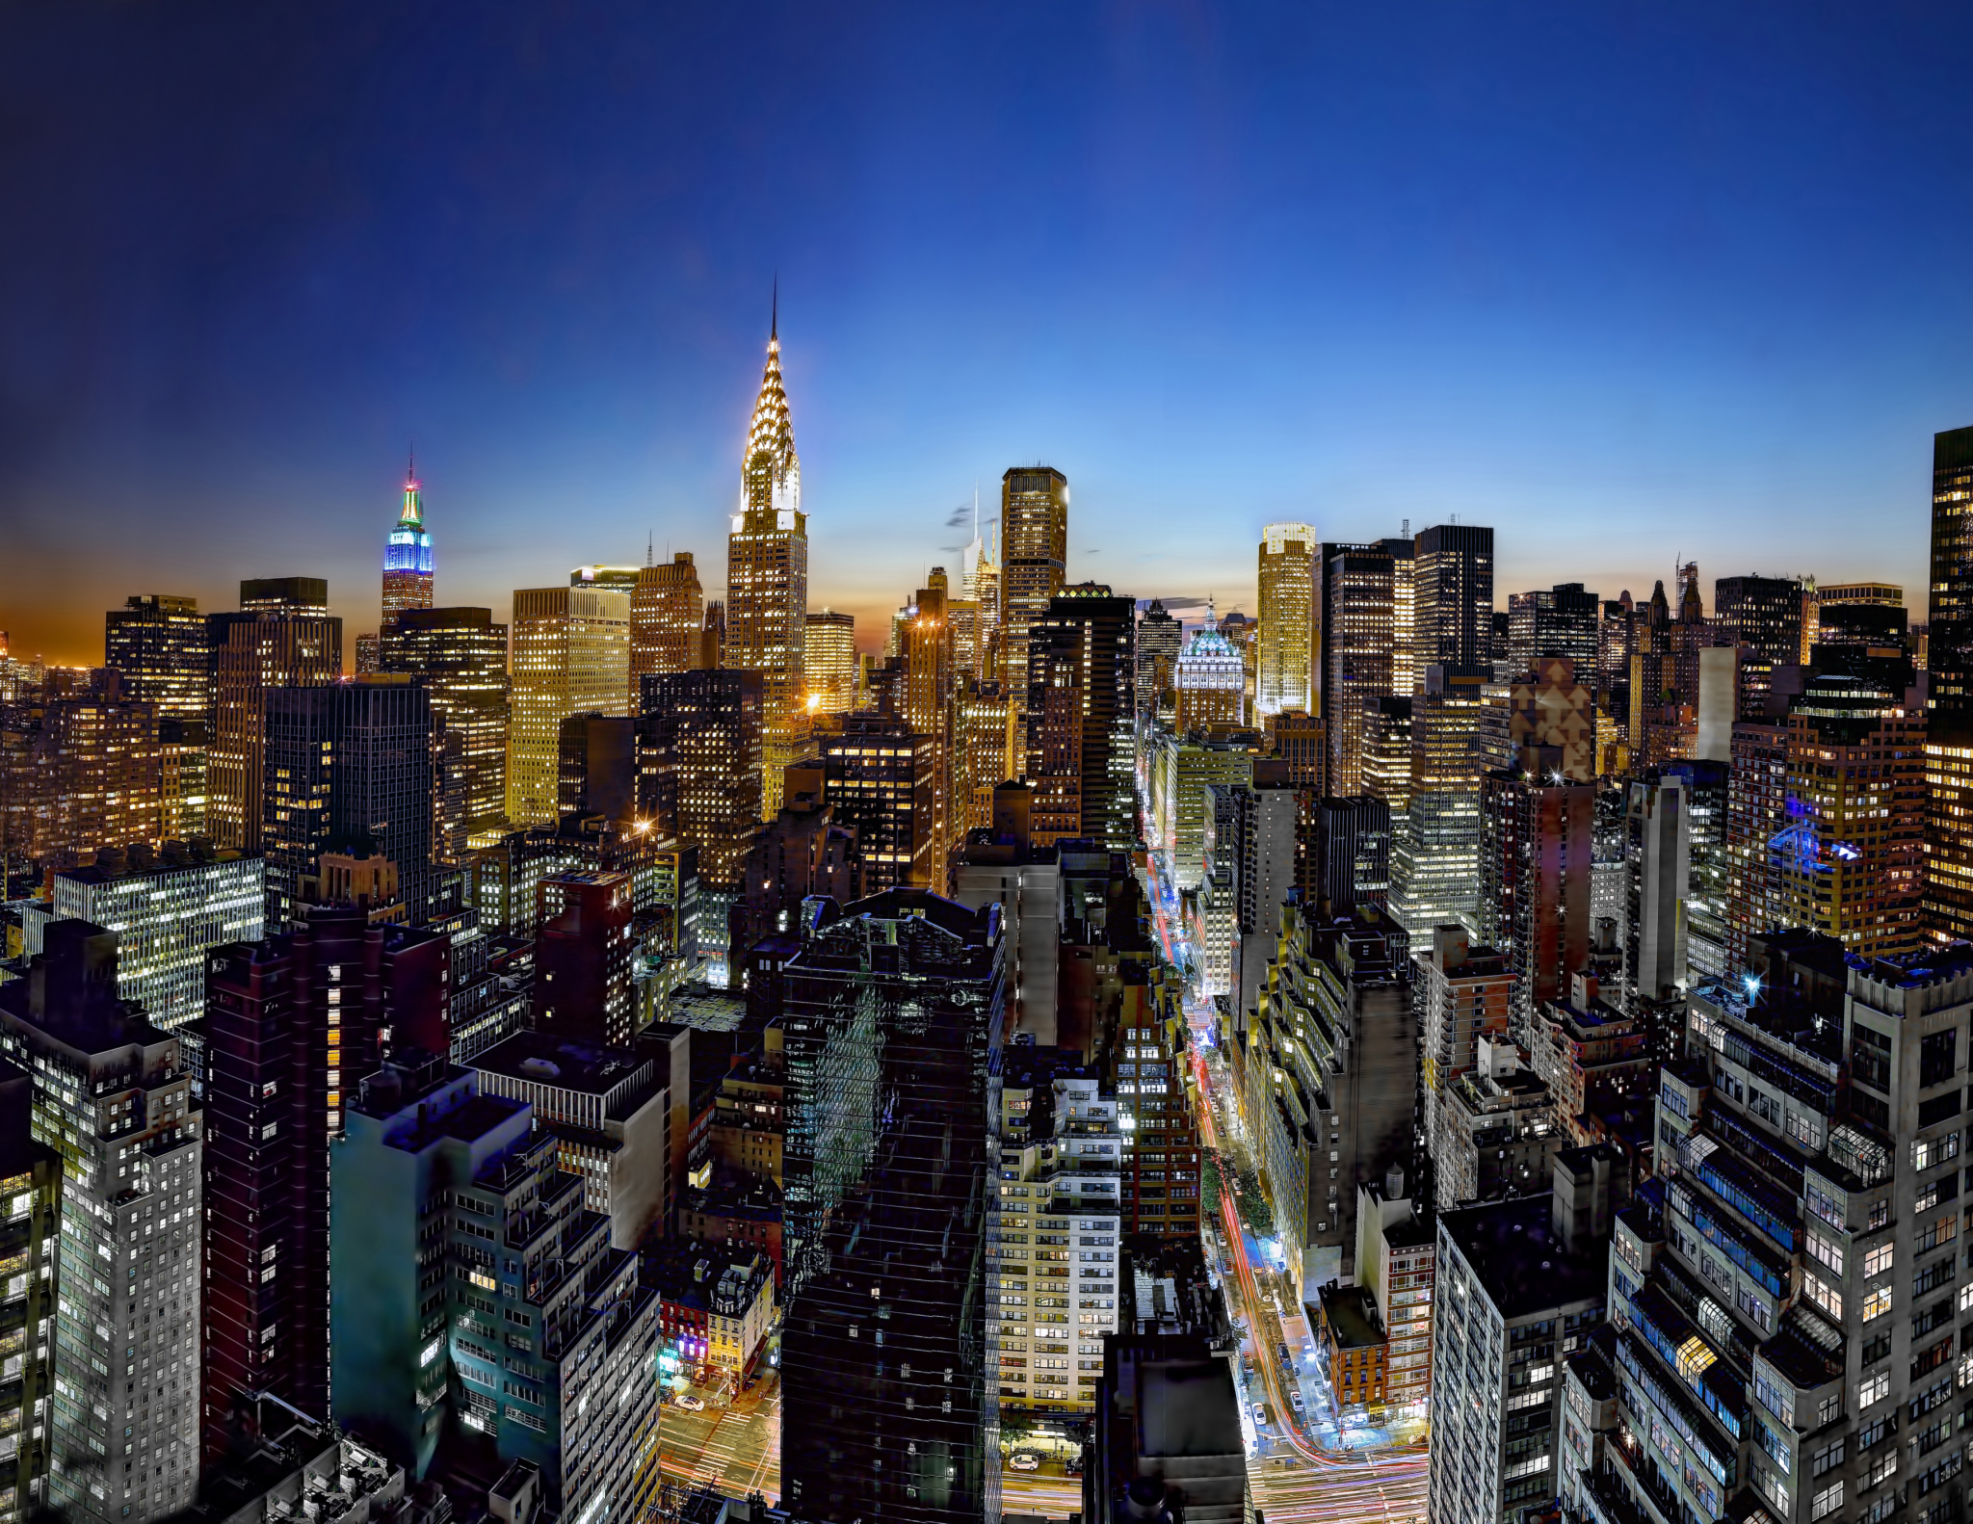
[4, 1, 1971, 661]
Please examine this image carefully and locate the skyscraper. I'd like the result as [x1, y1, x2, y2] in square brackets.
[630, 551, 705, 680]
[1324, 543, 1401, 794]
[1257, 522, 1317, 716]
[105, 594, 211, 723]
[378, 606, 511, 848]
[506, 575, 631, 826]
[637, 669, 763, 893]
[999, 466, 1070, 748]
[1174, 603, 1246, 734]
[1134, 598, 1182, 722]
[817, 712, 937, 890]
[1925, 424, 1973, 942]
[0, 922, 203, 1524]
[1505, 582, 1600, 678]
[1410, 523, 1495, 693]
[727, 313, 808, 719]
[208, 580, 342, 851]
[1714, 572, 1805, 717]
[261, 678, 439, 926]
[381, 457, 434, 621]
[32, 675, 161, 866]
[1023, 584, 1137, 848]
[0, 1058, 59, 1523]
[803, 609, 856, 715]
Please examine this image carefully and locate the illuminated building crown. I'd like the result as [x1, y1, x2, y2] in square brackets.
[742, 295, 801, 521]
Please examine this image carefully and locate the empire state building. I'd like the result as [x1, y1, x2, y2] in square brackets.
[726, 303, 810, 814]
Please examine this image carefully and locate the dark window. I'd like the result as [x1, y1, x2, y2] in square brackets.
[1919, 1091, 1963, 1129]
[1921, 1030, 1959, 1089]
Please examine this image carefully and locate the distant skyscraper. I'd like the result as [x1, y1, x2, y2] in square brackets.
[1505, 582, 1599, 679]
[1323, 543, 1401, 795]
[1174, 602, 1245, 734]
[727, 314, 808, 718]
[262, 679, 438, 927]
[1926, 425, 1973, 942]
[105, 594, 210, 723]
[999, 466, 1070, 748]
[1134, 599, 1182, 722]
[1713, 572, 1804, 717]
[631, 551, 705, 680]
[1257, 522, 1317, 716]
[1410, 524, 1495, 692]
[818, 713, 936, 890]
[638, 669, 763, 892]
[533, 871, 635, 1047]
[804, 610, 856, 713]
[381, 457, 434, 621]
[32, 676, 161, 865]
[378, 606, 511, 847]
[208, 580, 342, 851]
[506, 576, 631, 826]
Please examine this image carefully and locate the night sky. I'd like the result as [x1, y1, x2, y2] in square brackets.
[5, 2, 1973, 666]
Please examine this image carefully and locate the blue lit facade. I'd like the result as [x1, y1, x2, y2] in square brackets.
[383, 463, 435, 618]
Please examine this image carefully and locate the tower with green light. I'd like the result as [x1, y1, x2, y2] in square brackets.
[382, 453, 434, 620]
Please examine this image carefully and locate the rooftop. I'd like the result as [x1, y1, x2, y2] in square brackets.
[1318, 1283, 1385, 1350]
[1138, 1357, 1244, 1460]
[474, 1030, 652, 1098]
[1441, 1191, 1606, 1321]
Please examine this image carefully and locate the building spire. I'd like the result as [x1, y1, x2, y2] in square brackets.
[771, 276, 778, 344]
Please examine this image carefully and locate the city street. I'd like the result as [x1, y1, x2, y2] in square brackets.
[642, 1376, 781, 1501]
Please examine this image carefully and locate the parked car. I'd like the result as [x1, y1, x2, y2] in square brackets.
[1009, 1452, 1042, 1473]
[671, 1394, 706, 1412]
[1252, 1402, 1271, 1428]
[1289, 1391, 1306, 1414]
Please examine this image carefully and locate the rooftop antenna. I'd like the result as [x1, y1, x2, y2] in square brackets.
[771, 276, 778, 342]
[647, 531, 654, 568]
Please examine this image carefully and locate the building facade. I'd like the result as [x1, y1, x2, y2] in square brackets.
[507, 579, 632, 827]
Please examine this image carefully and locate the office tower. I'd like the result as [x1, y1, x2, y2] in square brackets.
[905, 574, 957, 872]
[1309, 795, 1393, 916]
[105, 594, 210, 723]
[377, 607, 508, 855]
[1417, 925, 1514, 1157]
[1022, 585, 1136, 849]
[1480, 763, 1595, 1033]
[1714, 572, 1804, 717]
[1324, 543, 1401, 793]
[506, 577, 631, 826]
[817, 712, 936, 891]
[1244, 906, 1414, 1292]
[1354, 1178, 1434, 1412]
[1362, 694, 1413, 816]
[1410, 524, 1495, 693]
[472, 1031, 673, 1248]
[951, 678, 1008, 840]
[630, 551, 704, 680]
[780, 890, 1003, 1524]
[208, 581, 342, 851]
[34, 676, 161, 865]
[1148, 732, 1253, 892]
[1928, 425, 1973, 942]
[47, 845, 261, 1030]
[381, 458, 434, 621]
[1598, 593, 1635, 705]
[1270, 707, 1325, 790]
[262, 679, 437, 927]
[1083, 1239, 1246, 1524]
[331, 1052, 656, 1517]
[699, 598, 726, 669]
[157, 718, 207, 841]
[1429, 1151, 1617, 1524]
[0, 922, 202, 1524]
[1506, 582, 1600, 678]
[727, 317, 808, 725]
[990, 1051, 1124, 1418]
[1134, 599, 1182, 722]
[637, 669, 763, 892]
[999, 466, 1070, 747]
[532, 871, 634, 1046]
[557, 713, 636, 825]
[803, 610, 856, 713]
[1390, 668, 1485, 941]
[1256, 522, 1318, 716]
[0, 1059, 59, 1523]
[1173, 602, 1244, 733]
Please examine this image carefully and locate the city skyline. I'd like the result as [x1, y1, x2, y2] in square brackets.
[8, 3, 1973, 664]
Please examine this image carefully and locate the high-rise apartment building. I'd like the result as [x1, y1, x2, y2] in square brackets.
[208, 580, 342, 851]
[1417, 926, 1515, 1156]
[780, 890, 1004, 1524]
[1480, 764, 1595, 1034]
[1257, 522, 1318, 716]
[0, 1060, 59, 1524]
[506, 577, 631, 826]
[47, 845, 262, 1030]
[630, 551, 705, 681]
[378, 606, 510, 847]
[32, 678, 161, 866]
[1324, 543, 1402, 795]
[999, 466, 1070, 748]
[803, 610, 856, 713]
[727, 319, 808, 727]
[262, 679, 438, 927]
[1023, 585, 1136, 849]
[381, 459, 434, 621]
[105, 594, 211, 724]
[1410, 524, 1495, 694]
[533, 871, 635, 1047]
[0, 922, 203, 1524]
